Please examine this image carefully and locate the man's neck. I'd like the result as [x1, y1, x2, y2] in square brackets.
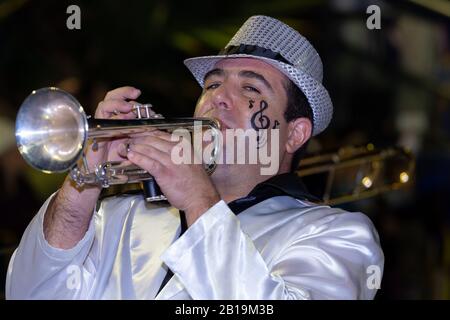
[214, 181, 253, 204]
[211, 165, 285, 204]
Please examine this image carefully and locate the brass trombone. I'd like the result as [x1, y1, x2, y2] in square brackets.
[297, 145, 415, 205]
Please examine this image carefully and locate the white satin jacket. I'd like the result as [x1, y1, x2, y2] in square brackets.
[6, 193, 384, 299]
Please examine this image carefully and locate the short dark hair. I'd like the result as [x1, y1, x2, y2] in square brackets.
[283, 79, 314, 172]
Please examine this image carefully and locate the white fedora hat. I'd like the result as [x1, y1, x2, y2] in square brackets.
[184, 15, 333, 136]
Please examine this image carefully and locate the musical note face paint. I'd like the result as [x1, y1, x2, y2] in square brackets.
[272, 120, 280, 129]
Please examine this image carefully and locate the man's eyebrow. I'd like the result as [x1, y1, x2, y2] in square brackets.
[239, 70, 273, 92]
[203, 68, 224, 83]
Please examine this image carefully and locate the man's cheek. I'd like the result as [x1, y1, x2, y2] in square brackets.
[193, 105, 204, 117]
[193, 96, 209, 116]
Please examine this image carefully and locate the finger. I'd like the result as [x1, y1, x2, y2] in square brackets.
[129, 130, 174, 142]
[96, 99, 134, 118]
[104, 86, 141, 101]
[110, 112, 138, 120]
[120, 159, 134, 166]
[127, 148, 167, 176]
[152, 129, 173, 139]
[129, 138, 175, 156]
[116, 140, 131, 158]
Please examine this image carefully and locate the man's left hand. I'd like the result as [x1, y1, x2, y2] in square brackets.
[122, 130, 221, 227]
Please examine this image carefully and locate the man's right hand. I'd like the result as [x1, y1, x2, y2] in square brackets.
[43, 86, 142, 249]
[83, 86, 142, 172]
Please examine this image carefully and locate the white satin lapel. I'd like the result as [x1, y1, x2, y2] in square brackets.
[129, 202, 182, 299]
[154, 274, 190, 300]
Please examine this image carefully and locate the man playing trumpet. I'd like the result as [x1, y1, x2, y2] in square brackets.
[7, 16, 384, 299]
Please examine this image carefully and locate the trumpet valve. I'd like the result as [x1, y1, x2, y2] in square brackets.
[132, 103, 164, 119]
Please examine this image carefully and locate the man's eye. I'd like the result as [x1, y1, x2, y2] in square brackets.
[244, 86, 260, 94]
[205, 83, 220, 90]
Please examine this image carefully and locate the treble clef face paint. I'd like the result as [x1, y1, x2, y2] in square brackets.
[249, 99, 280, 148]
[251, 100, 270, 130]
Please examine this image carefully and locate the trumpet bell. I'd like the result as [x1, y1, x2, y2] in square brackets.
[15, 87, 88, 173]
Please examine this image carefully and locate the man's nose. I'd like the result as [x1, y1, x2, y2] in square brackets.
[211, 84, 234, 111]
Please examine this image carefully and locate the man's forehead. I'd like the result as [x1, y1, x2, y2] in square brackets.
[213, 57, 286, 80]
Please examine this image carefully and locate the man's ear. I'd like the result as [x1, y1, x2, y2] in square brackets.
[285, 117, 312, 154]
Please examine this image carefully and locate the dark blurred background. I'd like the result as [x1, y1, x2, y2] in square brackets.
[0, 0, 449, 299]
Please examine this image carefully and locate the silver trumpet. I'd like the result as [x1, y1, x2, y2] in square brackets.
[15, 87, 221, 200]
